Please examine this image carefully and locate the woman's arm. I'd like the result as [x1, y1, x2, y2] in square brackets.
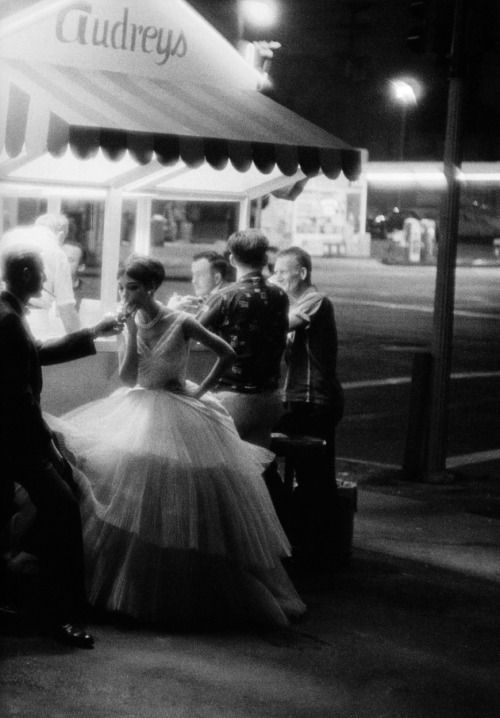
[183, 316, 236, 399]
[118, 315, 139, 386]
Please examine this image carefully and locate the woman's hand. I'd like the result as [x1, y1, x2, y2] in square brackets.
[124, 311, 137, 337]
[116, 304, 137, 334]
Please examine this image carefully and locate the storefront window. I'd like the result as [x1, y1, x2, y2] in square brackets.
[60, 199, 105, 307]
[149, 200, 237, 302]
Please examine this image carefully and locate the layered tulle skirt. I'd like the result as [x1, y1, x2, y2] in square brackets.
[48, 386, 305, 628]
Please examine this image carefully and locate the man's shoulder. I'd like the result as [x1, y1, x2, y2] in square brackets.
[0, 292, 18, 318]
[0, 298, 25, 339]
[294, 288, 330, 313]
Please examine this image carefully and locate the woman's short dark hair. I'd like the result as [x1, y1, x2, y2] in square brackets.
[117, 254, 166, 291]
[227, 229, 269, 269]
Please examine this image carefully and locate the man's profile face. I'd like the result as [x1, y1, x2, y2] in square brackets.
[26, 255, 46, 298]
[191, 258, 216, 297]
[272, 255, 303, 295]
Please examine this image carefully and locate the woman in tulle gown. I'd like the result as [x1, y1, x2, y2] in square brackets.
[49, 255, 305, 628]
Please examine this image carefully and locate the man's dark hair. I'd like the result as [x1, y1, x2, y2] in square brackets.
[226, 229, 269, 269]
[276, 246, 313, 284]
[1, 249, 41, 288]
[192, 251, 229, 281]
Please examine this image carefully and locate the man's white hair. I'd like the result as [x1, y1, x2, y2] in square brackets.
[35, 213, 69, 241]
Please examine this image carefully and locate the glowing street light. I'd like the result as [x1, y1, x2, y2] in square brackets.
[236, 0, 278, 46]
[391, 79, 418, 107]
[238, 1, 278, 31]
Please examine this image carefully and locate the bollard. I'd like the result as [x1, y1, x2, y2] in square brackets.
[403, 351, 433, 480]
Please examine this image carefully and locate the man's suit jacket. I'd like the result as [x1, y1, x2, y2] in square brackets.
[0, 290, 95, 480]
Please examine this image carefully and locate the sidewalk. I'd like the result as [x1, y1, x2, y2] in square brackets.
[1, 459, 499, 718]
[338, 457, 500, 583]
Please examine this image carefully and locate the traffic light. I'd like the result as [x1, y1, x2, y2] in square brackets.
[407, 0, 454, 58]
[407, 0, 429, 53]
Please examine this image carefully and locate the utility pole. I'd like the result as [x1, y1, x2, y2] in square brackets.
[425, 0, 468, 481]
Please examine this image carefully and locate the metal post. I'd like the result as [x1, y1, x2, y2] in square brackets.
[403, 351, 433, 479]
[399, 105, 407, 162]
[425, 0, 467, 481]
[397, 105, 408, 208]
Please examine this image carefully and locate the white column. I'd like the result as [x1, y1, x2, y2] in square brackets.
[100, 188, 123, 313]
[134, 196, 152, 254]
[238, 197, 250, 230]
[0, 197, 19, 233]
[46, 196, 62, 215]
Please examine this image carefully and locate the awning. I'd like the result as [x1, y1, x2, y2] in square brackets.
[0, 0, 362, 196]
[0, 58, 361, 182]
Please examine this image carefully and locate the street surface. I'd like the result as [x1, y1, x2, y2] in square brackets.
[310, 258, 500, 468]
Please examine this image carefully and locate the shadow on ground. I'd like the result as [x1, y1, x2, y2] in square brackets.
[1, 546, 499, 718]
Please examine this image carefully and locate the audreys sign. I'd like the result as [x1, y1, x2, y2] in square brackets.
[55, 3, 188, 65]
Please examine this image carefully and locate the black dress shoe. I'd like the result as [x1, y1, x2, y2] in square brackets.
[53, 623, 94, 649]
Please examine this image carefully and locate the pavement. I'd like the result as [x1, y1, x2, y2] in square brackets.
[1, 455, 499, 718]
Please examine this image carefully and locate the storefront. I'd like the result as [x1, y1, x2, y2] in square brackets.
[260, 168, 370, 257]
[0, 0, 363, 408]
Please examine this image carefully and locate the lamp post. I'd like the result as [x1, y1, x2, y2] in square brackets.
[390, 79, 418, 207]
[236, 0, 279, 228]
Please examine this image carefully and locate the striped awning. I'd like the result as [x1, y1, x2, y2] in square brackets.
[0, 58, 362, 181]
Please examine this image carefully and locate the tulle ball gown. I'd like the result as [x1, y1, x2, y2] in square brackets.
[48, 308, 305, 628]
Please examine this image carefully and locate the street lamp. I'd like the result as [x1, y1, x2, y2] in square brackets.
[390, 79, 418, 161]
[236, 0, 280, 89]
[390, 78, 419, 209]
[237, 0, 278, 40]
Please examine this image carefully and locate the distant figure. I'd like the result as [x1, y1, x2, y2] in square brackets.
[168, 250, 231, 314]
[62, 242, 87, 309]
[271, 246, 344, 558]
[420, 218, 436, 261]
[199, 229, 289, 450]
[25, 212, 80, 336]
[403, 214, 422, 263]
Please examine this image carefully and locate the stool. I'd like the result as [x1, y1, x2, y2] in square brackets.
[270, 432, 328, 497]
[270, 432, 357, 565]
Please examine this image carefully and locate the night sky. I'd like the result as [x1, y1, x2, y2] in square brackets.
[190, 0, 500, 162]
[1, 0, 499, 161]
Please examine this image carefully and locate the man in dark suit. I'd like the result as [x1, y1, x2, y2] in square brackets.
[0, 246, 122, 648]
